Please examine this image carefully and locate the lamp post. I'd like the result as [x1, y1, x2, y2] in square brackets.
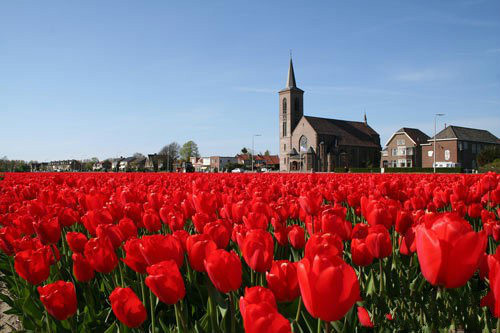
[433, 113, 445, 173]
[251, 134, 261, 172]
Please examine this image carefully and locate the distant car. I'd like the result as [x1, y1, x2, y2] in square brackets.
[260, 168, 270, 172]
[231, 168, 245, 173]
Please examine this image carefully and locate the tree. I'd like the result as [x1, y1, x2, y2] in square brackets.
[180, 141, 200, 161]
[264, 150, 270, 156]
[133, 152, 145, 159]
[241, 147, 248, 154]
[477, 145, 500, 166]
[159, 142, 180, 160]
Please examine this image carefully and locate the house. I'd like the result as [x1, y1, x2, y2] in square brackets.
[421, 125, 500, 170]
[279, 58, 381, 171]
[111, 158, 124, 172]
[47, 160, 82, 172]
[236, 154, 252, 168]
[210, 156, 237, 172]
[190, 157, 211, 172]
[380, 128, 430, 168]
[92, 160, 112, 172]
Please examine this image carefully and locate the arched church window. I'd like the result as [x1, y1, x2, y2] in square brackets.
[299, 135, 308, 152]
[282, 98, 287, 114]
[282, 121, 287, 136]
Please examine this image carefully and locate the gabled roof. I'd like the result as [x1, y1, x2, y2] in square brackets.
[398, 128, 430, 144]
[303, 116, 380, 148]
[429, 125, 499, 144]
[385, 127, 430, 147]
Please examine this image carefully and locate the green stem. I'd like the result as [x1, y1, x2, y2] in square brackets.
[208, 296, 217, 333]
[149, 288, 156, 333]
[317, 318, 322, 333]
[497, 318, 500, 333]
[45, 312, 52, 333]
[379, 258, 384, 296]
[174, 302, 186, 333]
[118, 261, 124, 286]
[295, 297, 302, 323]
[229, 292, 236, 333]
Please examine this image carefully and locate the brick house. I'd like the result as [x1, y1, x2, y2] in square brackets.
[380, 128, 430, 168]
[421, 125, 500, 170]
[279, 58, 381, 171]
[210, 156, 237, 172]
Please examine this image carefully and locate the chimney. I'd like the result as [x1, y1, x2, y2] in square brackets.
[444, 123, 447, 129]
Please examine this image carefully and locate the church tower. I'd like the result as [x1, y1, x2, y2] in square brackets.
[279, 57, 304, 171]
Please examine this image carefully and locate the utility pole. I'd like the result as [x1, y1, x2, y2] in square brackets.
[251, 134, 261, 172]
[433, 113, 445, 173]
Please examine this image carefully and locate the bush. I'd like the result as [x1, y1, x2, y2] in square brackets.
[384, 167, 462, 173]
[477, 145, 500, 167]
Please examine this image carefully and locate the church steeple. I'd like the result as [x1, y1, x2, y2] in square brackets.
[286, 58, 297, 88]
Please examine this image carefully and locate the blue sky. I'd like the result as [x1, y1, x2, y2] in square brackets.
[1, 1, 499, 161]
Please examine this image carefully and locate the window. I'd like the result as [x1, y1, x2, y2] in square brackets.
[392, 148, 398, 156]
[397, 139, 405, 146]
[284, 144, 286, 152]
[407, 160, 413, 167]
[428, 150, 433, 157]
[406, 147, 413, 155]
[299, 136, 308, 152]
[464, 142, 468, 150]
[282, 121, 287, 136]
[444, 150, 450, 161]
[459, 142, 463, 151]
[282, 98, 287, 114]
[472, 144, 477, 154]
[397, 147, 406, 156]
[391, 160, 397, 167]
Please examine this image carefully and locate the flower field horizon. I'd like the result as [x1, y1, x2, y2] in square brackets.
[0, 171, 499, 332]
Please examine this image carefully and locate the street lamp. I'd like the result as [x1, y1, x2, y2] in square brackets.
[251, 134, 261, 172]
[433, 113, 445, 173]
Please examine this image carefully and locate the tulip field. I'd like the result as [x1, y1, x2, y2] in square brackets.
[1, 172, 500, 332]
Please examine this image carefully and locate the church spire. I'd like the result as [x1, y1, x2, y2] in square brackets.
[363, 112, 367, 125]
[286, 57, 297, 88]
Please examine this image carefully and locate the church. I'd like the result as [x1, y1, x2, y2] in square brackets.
[279, 58, 381, 172]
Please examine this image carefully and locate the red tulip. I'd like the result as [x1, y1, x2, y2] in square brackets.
[84, 236, 118, 274]
[118, 217, 138, 240]
[204, 249, 242, 293]
[365, 225, 392, 259]
[72, 253, 95, 282]
[110, 287, 147, 328]
[297, 255, 360, 322]
[287, 225, 305, 249]
[203, 220, 231, 249]
[34, 217, 61, 245]
[186, 234, 218, 272]
[122, 238, 149, 274]
[351, 238, 374, 266]
[265, 260, 299, 302]
[298, 191, 323, 216]
[239, 286, 277, 317]
[357, 306, 374, 328]
[481, 248, 500, 317]
[96, 224, 124, 249]
[38, 281, 77, 321]
[66, 232, 88, 253]
[145, 260, 185, 304]
[139, 234, 184, 268]
[304, 233, 343, 262]
[240, 287, 291, 333]
[241, 229, 274, 273]
[142, 209, 162, 232]
[415, 212, 487, 288]
[14, 246, 52, 285]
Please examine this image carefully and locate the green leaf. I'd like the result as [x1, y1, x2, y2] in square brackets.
[103, 321, 116, 333]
